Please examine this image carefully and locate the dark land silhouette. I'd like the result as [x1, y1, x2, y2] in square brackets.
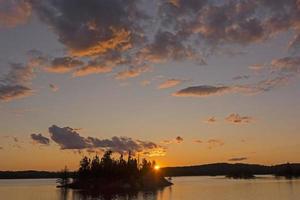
[162, 163, 300, 179]
[57, 150, 172, 192]
[1, 162, 300, 180]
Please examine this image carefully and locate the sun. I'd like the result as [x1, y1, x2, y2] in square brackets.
[154, 165, 160, 171]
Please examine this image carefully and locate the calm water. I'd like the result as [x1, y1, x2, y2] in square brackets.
[0, 176, 299, 200]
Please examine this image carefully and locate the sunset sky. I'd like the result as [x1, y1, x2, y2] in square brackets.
[0, 0, 300, 171]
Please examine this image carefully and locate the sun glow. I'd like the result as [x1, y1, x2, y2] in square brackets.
[154, 165, 160, 170]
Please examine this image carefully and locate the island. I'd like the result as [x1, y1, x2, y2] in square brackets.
[56, 150, 172, 192]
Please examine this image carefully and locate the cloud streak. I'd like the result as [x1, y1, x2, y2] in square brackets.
[49, 84, 59, 92]
[228, 157, 248, 162]
[173, 85, 231, 97]
[225, 113, 253, 124]
[203, 117, 217, 124]
[163, 136, 184, 144]
[207, 139, 224, 149]
[45, 57, 83, 73]
[0, 62, 36, 102]
[30, 133, 50, 145]
[158, 79, 184, 89]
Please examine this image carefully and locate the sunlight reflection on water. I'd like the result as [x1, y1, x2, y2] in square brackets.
[0, 176, 300, 200]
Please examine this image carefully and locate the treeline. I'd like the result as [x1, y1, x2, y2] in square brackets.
[0, 170, 74, 179]
[77, 151, 155, 181]
[67, 150, 171, 190]
[161, 163, 300, 179]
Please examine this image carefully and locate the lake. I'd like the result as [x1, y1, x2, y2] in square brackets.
[0, 176, 299, 200]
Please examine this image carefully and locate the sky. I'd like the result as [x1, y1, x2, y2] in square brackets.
[0, 0, 300, 171]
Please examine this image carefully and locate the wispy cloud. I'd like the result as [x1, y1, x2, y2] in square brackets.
[228, 157, 248, 162]
[0, 0, 31, 28]
[49, 84, 59, 92]
[0, 63, 35, 102]
[158, 79, 184, 89]
[232, 75, 250, 81]
[203, 117, 217, 124]
[141, 80, 151, 86]
[225, 113, 253, 124]
[173, 85, 231, 97]
[163, 136, 184, 144]
[194, 140, 203, 144]
[115, 65, 151, 80]
[207, 139, 224, 149]
[30, 133, 50, 145]
[45, 57, 83, 73]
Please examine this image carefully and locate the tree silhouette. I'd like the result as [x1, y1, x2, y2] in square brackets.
[64, 150, 172, 191]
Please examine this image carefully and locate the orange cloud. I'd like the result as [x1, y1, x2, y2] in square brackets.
[158, 79, 184, 89]
[70, 28, 132, 57]
[115, 65, 151, 80]
[45, 57, 83, 73]
[0, 0, 31, 28]
[73, 53, 126, 77]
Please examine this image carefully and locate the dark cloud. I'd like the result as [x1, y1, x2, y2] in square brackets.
[0, 85, 32, 101]
[173, 85, 231, 97]
[17, 0, 300, 81]
[2, 0, 300, 98]
[87, 136, 165, 156]
[30, 133, 50, 145]
[175, 136, 184, 143]
[0, 63, 36, 101]
[0, 146, 3, 150]
[0, 0, 31, 28]
[49, 125, 89, 149]
[138, 31, 200, 63]
[48, 125, 165, 156]
[228, 157, 248, 162]
[225, 113, 253, 124]
[159, 0, 300, 48]
[29, 0, 145, 57]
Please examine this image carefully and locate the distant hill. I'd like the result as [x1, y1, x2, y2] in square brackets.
[161, 163, 300, 178]
[0, 170, 74, 179]
[1, 163, 300, 179]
